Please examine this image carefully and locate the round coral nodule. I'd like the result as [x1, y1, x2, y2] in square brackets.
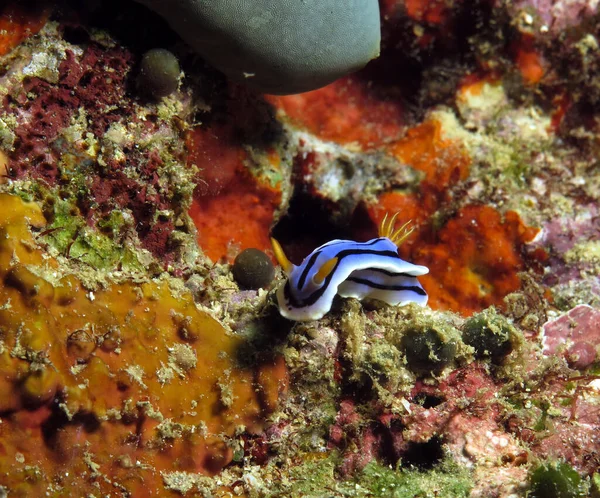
[401, 327, 457, 375]
[137, 48, 180, 98]
[462, 308, 517, 364]
[99, 326, 122, 352]
[232, 248, 275, 290]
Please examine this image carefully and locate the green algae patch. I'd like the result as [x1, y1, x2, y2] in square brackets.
[591, 473, 600, 498]
[265, 454, 473, 498]
[40, 196, 145, 272]
[358, 460, 473, 498]
[364, 337, 404, 387]
[528, 461, 587, 498]
[267, 455, 339, 498]
[391, 313, 465, 377]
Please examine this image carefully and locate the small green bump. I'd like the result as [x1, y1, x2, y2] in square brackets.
[401, 323, 458, 375]
[137, 48, 181, 98]
[528, 462, 585, 498]
[232, 248, 275, 290]
[462, 307, 518, 364]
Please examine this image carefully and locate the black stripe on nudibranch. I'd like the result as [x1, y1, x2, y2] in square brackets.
[297, 250, 322, 291]
[288, 245, 406, 309]
[297, 238, 387, 292]
[346, 276, 427, 296]
[360, 267, 416, 278]
[283, 280, 303, 309]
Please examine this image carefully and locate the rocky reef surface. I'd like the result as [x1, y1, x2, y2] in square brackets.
[0, 1, 599, 497]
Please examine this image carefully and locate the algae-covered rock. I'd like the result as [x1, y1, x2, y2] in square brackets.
[462, 307, 521, 364]
[0, 193, 288, 495]
[400, 317, 460, 375]
[232, 248, 275, 290]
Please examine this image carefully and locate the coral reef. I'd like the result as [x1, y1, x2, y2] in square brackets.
[0, 0, 599, 496]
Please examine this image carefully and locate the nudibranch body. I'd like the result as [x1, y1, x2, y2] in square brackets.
[271, 214, 429, 321]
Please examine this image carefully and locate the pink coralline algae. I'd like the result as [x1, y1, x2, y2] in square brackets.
[329, 399, 380, 475]
[6, 44, 133, 181]
[1, 37, 189, 262]
[534, 206, 600, 307]
[511, 0, 600, 33]
[542, 304, 600, 369]
[328, 365, 524, 476]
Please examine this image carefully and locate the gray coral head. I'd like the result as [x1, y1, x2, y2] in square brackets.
[134, 0, 381, 94]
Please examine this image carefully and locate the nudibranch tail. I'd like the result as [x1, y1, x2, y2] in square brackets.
[270, 237, 294, 275]
[379, 212, 415, 247]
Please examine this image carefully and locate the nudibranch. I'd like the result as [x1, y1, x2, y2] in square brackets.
[270, 214, 429, 321]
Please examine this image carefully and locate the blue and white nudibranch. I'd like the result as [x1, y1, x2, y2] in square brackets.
[270, 213, 429, 321]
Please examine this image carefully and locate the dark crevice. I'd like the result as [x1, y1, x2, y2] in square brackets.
[271, 190, 353, 264]
[412, 392, 445, 409]
[376, 417, 405, 467]
[402, 436, 445, 469]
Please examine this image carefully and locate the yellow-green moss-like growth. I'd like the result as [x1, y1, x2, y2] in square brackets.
[400, 317, 461, 376]
[462, 307, 521, 364]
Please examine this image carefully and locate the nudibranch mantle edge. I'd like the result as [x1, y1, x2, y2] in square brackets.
[271, 215, 429, 322]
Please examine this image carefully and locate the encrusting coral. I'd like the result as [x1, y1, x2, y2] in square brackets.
[186, 121, 285, 263]
[0, 193, 287, 495]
